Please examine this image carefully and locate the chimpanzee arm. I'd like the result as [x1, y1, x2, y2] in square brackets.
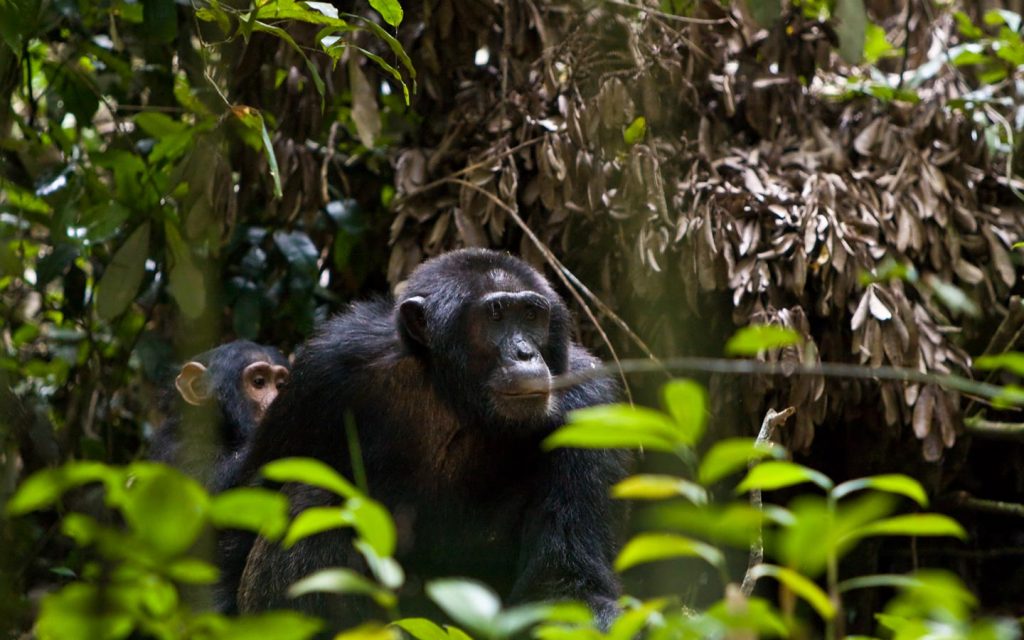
[510, 346, 626, 627]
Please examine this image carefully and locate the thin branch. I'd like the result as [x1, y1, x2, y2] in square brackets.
[550, 356, 1016, 408]
[605, 0, 729, 25]
[964, 417, 1024, 440]
[944, 491, 1024, 519]
[741, 406, 795, 597]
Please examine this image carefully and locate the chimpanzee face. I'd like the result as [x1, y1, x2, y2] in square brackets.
[240, 360, 290, 423]
[468, 290, 554, 422]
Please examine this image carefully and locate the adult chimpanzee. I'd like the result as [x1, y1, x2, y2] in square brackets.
[150, 340, 290, 491]
[223, 249, 625, 627]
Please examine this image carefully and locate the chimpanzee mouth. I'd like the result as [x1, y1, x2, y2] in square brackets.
[494, 377, 552, 399]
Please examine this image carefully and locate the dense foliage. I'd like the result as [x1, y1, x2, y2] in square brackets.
[2, 0, 1024, 638]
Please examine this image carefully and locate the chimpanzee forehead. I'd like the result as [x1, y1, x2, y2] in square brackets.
[484, 268, 532, 292]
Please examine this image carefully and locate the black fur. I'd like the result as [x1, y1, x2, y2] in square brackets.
[150, 340, 289, 492]
[221, 250, 625, 627]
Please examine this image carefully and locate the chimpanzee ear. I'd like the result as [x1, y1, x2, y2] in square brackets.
[399, 296, 429, 347]
[175, 362, 211, 406]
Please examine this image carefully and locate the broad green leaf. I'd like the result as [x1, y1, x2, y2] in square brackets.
[725, 325, 803, 356]
[834, 0, 867, 64]
[844, 514, 967, 542]
[698, 438, 784, 485]
[426, 579, 501, 637]
[975, 352, 1024, 377]
[749, 564, 835, 620]
[661, 379, 707, 445]
[838, 574, 921, 594]
[612, 474, 707, 504]
[369, 0, 403, 26]
[494, 603, 557, 638]
[334, 623, 401, 640]
[231, 105, 284, 197]
[354, 45, 411, 104]
[569, 405, 682, 440]
[164, 222, 206, 320]
[356, 540, 405, 590]
[215, 610, 323, 640]
[121, 468, 209, 556]
[7, 461, 118, 515]
[287, 568, 396, 608]
[862, 23, 894, 64]
[737, 461, 833, 493]
[35, 583, 135, 640]
[166, 558, 219, 584]
[348, 497, 397, 557]
[393, 618, 451, 640]
[607, 600, 668, 640]
[134, 111, 185, 137]
[95, 223, 149, 321]
[623, 116, 646, 145]
[615, 533, 724, 572]
[261, 458, 359, 498]
[543, 424, 677, 452]
[705, 596, 788, 638]
[210, 488, 290, 540]
[832, 474, 928, 506]
[283, 506, 348, 547]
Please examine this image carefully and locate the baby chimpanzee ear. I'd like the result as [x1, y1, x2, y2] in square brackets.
[399, 296, 429, 348]
[175, 362, 212, 406]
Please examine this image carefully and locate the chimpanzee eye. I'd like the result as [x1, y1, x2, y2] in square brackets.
[489, 300, 502, 321]
[252, 376, 267, 389]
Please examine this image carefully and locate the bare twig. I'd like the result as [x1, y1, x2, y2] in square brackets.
[741, 406, 795, 597]
[605, 0, 729, 25]
[944, 491, 1024, 518]
[965, 416, 1024, 440]
[550, 356, 1015, 408]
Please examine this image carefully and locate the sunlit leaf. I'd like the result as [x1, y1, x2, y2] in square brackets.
[121, 466, 209, 557]
[210, 488, 290, 540]
[287, 568, 395, 608]
[426, 579, 501, 637]
[737, 461, 834, 493]
[749, 564, 835, 620]
[615, 533, 724, 572]
[7, 462, 119, 516]
[95, 223, 149, 321]
[369, 0, 403, 27]
[832, 474, 928, 506]
[975, 352, 1024, 377]
[698, 438, 783, 485]
[261, 458, 359, 498]
[283, 506, 348, 548]
[845, 514, 967, 542]
[623, 116, 646, 145]
[393, 619, 450, 640]
[215, 610, 323, 640]
[612, 474, 707, 504]
[725, 325, 803, 356]
[661, 379, 707, 445]
[166, 558, 219, 584]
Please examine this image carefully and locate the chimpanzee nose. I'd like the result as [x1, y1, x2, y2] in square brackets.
[515, 341, 536, 361]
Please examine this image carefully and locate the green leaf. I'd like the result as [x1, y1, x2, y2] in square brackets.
[863, 23, 895, 64]
[166, 558, 220, 584]
[121, 466, 209, 556]
[426, 579, 501, 637]
[623, 116, 646, 145]
[838, 574, 922, 594]
[925, 275, 980, 317]
[334, 623, 401, 640]
[834, 0, 867, 64]
[261, 457, 359, 498]
[749, 564, 835, 620]
[615, 533, 724, 572]
[164, 222, 206, 320]
[283, 506, 349, 547]
[348, 497, 397, 557]
[698, 438, 784, 485]
[736, 461, 834, 493]
[369, 0, 403, 27]
[6, 462, 118, 516]
[975, 352, 1024, 377]
[356, 540, 405, 590]
[612, 474, 707, 504]
[832, 474, 928, 506]
[725, 325, 803, 356]
[845, 514, 967, 542]
[95, 223, 150, 321]
[543, 423, 677, 452]
[210, 488, 290, 540]
[287, 568, 396, 608]
[393, 619, 451, 640]
[232, 105, 284, 197]
[216, 610, 323, 640]
[661, 379, 707, 445]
